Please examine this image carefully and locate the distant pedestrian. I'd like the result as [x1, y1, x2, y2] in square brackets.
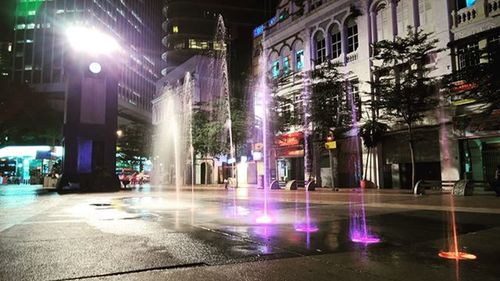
[224, 178, 228, 189]
[131, 172, 138, 187]
[119, 169, 130, 188]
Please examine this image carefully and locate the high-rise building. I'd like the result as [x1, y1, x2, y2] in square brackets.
[0, 42, 12, 79]
[11, 0, 163, 123]
[161, 0, 279, 76]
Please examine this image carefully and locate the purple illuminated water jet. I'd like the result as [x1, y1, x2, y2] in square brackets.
[350, 231, 381, 244]
[349, 190, 381, 245]
[294, 224, 319, 233]
[256, 214, 272, 224]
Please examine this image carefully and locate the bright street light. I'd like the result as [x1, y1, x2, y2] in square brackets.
[88, 62, 102, 74]
[65, 26, 121, 55]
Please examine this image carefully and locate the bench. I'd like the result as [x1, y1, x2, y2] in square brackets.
[413, 180, 455, 195]
[414, 179, 491, 196]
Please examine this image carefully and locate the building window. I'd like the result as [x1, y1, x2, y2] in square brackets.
[418, 0, 433, 30]
[457, 0, 476, 9]
[375, 3, 390, 41]
[272, 60, 280, 78]
[396, 0, 411, 35]
[173, 25, 179, 33]
[315, 33, 326, 64]
[283, 56, 290, 75]
[457, 42, 479, 70]
[189, 39, 208, 49]
[347, 19, 359, 53]
[330, 27, 342, 58]
[296, 50, 304, 70]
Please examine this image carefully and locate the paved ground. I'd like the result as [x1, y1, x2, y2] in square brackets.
[1, 184, 499, 281]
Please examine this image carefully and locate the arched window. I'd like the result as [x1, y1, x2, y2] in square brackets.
[269, 51, 280, 79]
[346, 19, 359, 53]
[396, 0, 412, 35]
[315, 32, 327, 63]
[281, 46, 292, 75]
[293, 40, 304, 71]
[418, 0, 432, 30]
[375, 2, 391, 41]
[330, 25, 342, 58]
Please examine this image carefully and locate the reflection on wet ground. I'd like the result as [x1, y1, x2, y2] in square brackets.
[1, 185, 500, 280]
[114, 189, 500, 265]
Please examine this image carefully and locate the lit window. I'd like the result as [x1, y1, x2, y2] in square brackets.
[296, 50, 304, 71]
[272, 60, 280, 78]
[466, 0, 476, 7]
[173, 26, 179, 33]
[213, 41, 226, 51]
[283, 56, 290, 75]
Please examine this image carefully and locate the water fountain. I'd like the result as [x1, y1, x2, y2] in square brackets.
[254, 48, 272, 225]
[346, 80, 380, 244]
[294, 71, 318, 234]
[438, 196, 476, 260]
[437, 95, 475, 260]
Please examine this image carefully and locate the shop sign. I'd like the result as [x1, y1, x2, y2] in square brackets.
[325, 141, 337, 150]
[276, 132, 303, 147]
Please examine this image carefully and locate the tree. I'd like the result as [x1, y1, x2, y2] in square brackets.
[116, 123, 152, 171]
[310, 61, 353, 139]
[359, 119, 388, 182]
[0, 81, 62, 147]
[191, 107, 226, 158]
[370, 28, 442, 188]
[229, 96, 249, 156]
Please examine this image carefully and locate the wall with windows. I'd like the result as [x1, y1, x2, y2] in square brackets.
[255, 0, 456, 186]
[11, 0, 163, 123]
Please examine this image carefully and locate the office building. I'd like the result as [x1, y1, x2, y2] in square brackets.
[11, 0, 163, 123]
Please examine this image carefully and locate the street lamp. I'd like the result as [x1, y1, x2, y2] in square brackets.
[57, 25, 122, 192]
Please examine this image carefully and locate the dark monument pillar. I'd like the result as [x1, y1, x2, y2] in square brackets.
[57, 54, 120, 192]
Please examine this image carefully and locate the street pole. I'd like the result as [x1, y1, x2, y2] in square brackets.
[329, 149, 335, 189]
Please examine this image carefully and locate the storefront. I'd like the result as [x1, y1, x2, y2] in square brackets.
[275, 132, 304, 183]
[0, 146, 62, 184]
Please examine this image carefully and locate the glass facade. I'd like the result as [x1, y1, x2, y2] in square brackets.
[12, 0, 162, 121]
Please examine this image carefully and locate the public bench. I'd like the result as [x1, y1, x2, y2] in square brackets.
[413, 180, 455, 195]
[414, 179, 491, 196]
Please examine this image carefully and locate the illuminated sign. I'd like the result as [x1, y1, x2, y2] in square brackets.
[275, 132, 303, 147]
[325, 141, 337, 150]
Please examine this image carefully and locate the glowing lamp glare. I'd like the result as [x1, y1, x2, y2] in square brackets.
[89, 62, 102, 74]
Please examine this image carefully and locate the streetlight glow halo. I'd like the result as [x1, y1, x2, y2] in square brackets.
[89, 62, 102, 74]
[65, 26, 121, 55]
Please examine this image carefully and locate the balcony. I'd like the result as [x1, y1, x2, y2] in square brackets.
[452, 0, 500, 29]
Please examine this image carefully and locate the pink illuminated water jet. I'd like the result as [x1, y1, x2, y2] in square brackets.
[349, 190, 380, 245]
[256, 214, 272, 224]
[351, 231, 381, 244]
[294, 224, 319, 233]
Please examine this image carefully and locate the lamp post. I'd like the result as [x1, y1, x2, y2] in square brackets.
[57, 26, 122, 192]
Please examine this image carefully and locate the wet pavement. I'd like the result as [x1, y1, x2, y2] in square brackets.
[1, 184, 499, 280]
